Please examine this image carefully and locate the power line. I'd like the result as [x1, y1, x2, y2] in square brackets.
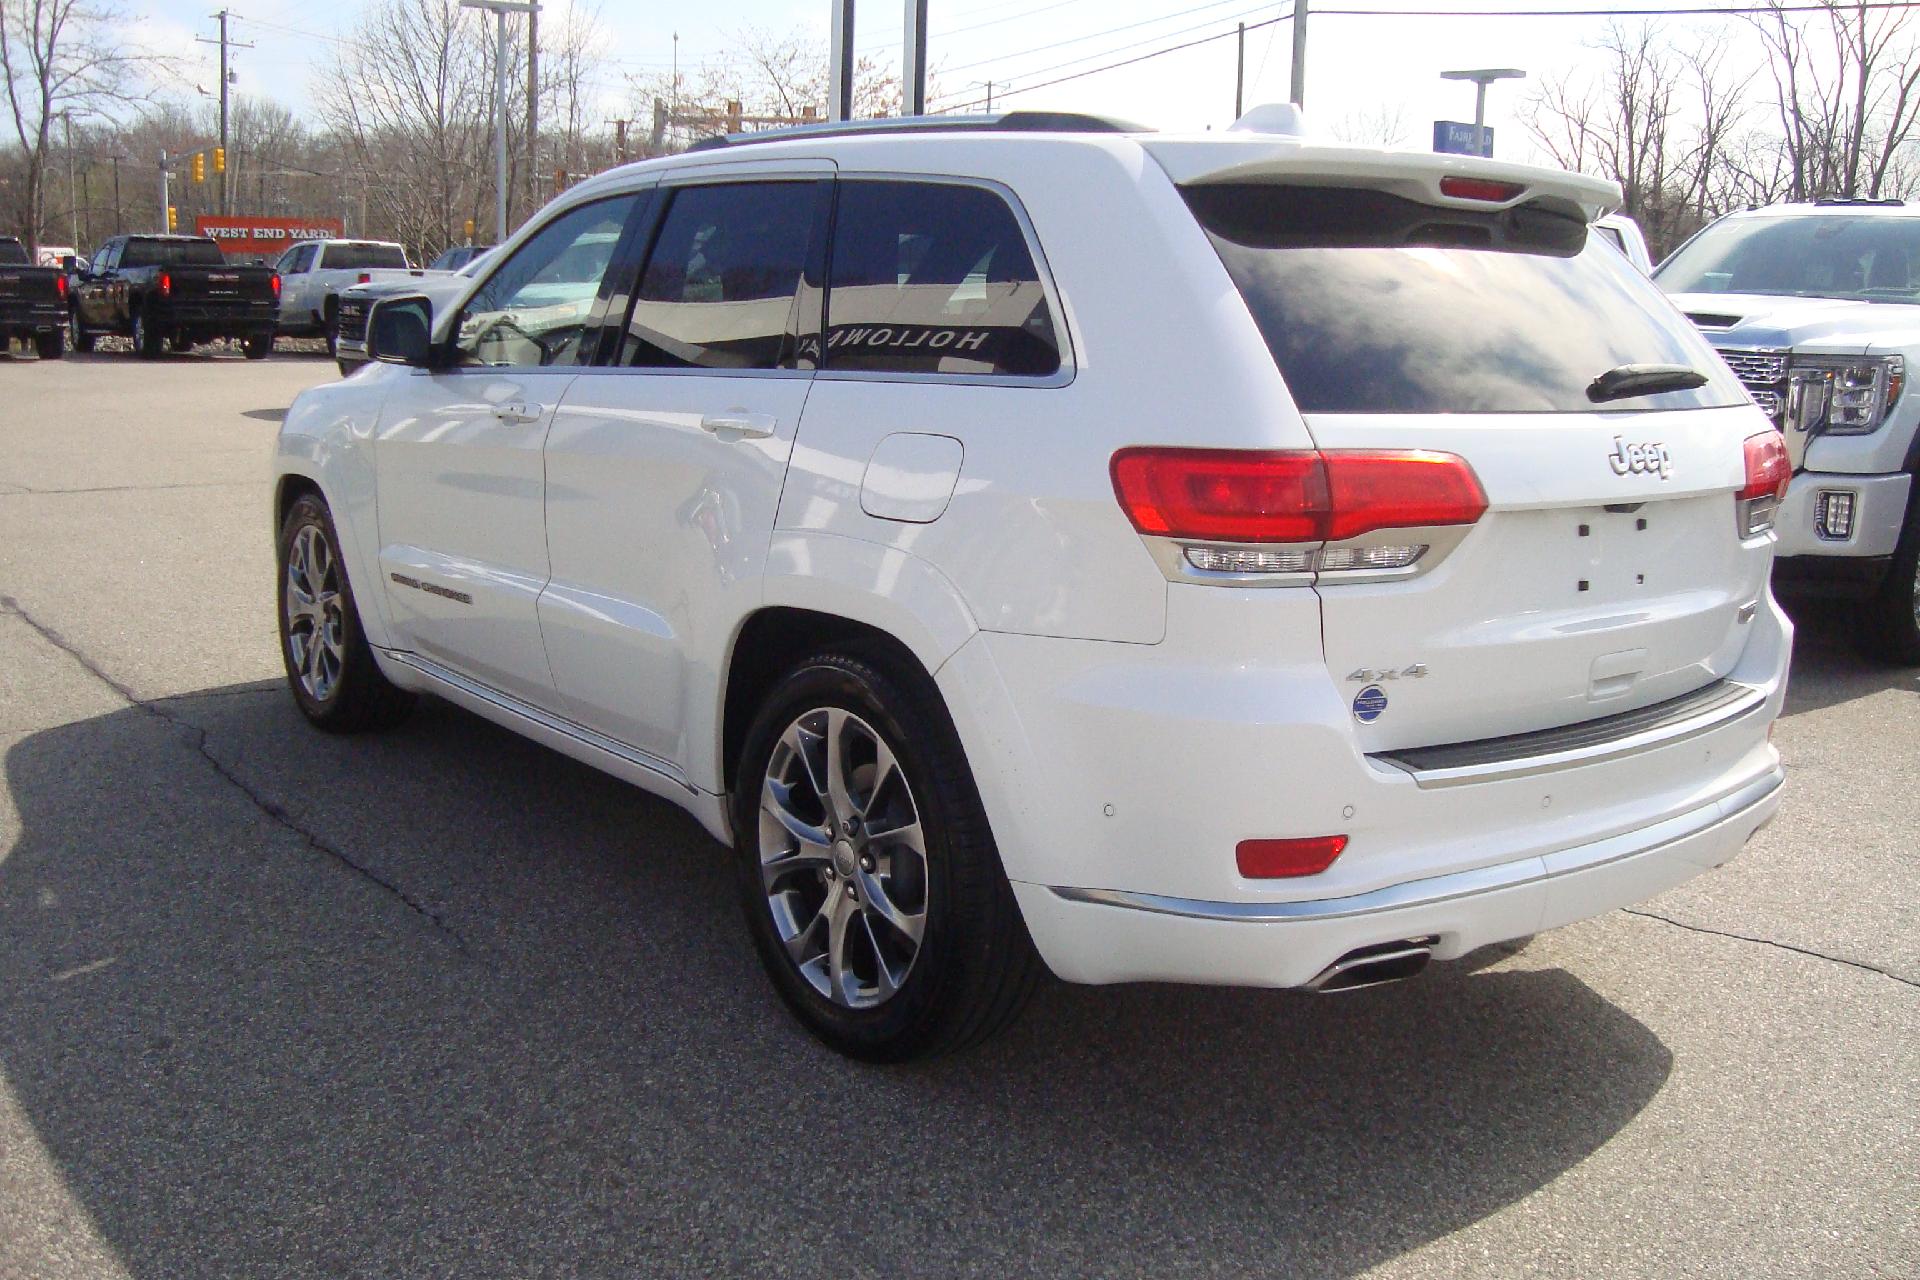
[937, 0, 1275, 80]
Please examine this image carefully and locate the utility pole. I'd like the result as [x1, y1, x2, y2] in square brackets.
[112, 154, 122, 234]
[611, 117, 631, 164]
[461, 0, 539, 243]
[1440, 68, 1525, 156]
[62, 111, 78, 251]
[159, 150, 170, 232]
[1290, 0, 1308, 107]
[829, 2, 854, 122]
[526, 1, 538, 220]
[198, 11, 252, 216]
[903, 0, 928, 115]
[1235, 23, 1246, 120]
[985, 80, 994, 112]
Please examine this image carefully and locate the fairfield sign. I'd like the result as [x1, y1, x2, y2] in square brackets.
[195, 215, 344, 257]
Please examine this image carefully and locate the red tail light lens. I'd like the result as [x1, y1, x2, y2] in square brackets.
[158, 271, 172, 297]
[55, 273, 67, 298]
[270, 273, 282, 298]
[1439, 176, 1526, 202]
[357, 272, 371, 284]
[1111, 448, 1486, 544]
[1237, 835, 1348, 879]
[1739, 431, 1790, 502]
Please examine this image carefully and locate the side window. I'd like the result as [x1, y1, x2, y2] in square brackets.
[283, 244, 316, 274]
[455, 194, 638, 368]
[825, 180, 1060, 378]
[95, 243, 118, 274]
[622, 181, 821, 370]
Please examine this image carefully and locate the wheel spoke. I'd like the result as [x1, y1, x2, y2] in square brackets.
[859, 738, 902, 817]
[823, 709, 858, 827]
[825, 886, 856, 1006]
[761, 776, 833, 857]
[856, 866, 924, 946]
[860, 913, 900, 1000]
[787, 719, 833, 812]
[782, 895, 830, 965]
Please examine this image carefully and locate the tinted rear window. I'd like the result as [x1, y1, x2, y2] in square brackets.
[322, 243, 409, 270]
[0, 240, 28, 266]
[121, 239, 226, 267]
[1186, 185, 1744, 414]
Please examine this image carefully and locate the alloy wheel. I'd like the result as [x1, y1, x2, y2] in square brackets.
[284, 523, 346, 703]
[758, 707, 929, 1009]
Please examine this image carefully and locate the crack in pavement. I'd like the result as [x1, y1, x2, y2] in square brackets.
[1624, 908, 1917, 992]
[1, 594, 463, 947]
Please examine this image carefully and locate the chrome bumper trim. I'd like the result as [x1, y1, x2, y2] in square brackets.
[1371, 680, 1769, 789]
[1046, 769, 1783, 925]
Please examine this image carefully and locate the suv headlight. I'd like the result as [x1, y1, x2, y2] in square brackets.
[1786, 354, 1904, 433]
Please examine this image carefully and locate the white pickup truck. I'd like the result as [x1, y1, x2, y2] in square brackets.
[1658, 198, 1920, 662]
[271, 239, 431, 354]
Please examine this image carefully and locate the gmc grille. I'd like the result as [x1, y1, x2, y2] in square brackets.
[1716, 348, 1788, 426]
[336, 301, 369, 343]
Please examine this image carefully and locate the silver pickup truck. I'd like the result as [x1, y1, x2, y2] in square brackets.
[1659, 198, 1920, 663]
[271, 239, 434, 355]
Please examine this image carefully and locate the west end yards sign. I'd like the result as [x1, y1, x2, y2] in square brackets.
[195, 216, 344, 257]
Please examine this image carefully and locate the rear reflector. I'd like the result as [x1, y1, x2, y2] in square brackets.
[1237, 835, 1348, 879]
[1439, 175, 1526, 202]
[1111, 448, 1486, 544]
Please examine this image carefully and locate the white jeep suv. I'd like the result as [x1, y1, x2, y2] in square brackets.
[272, 112, 1791, 1060]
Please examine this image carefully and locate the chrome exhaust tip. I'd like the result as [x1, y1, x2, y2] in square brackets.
[1304, 936, 1439, 994]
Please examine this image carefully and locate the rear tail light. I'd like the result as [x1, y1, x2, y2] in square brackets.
[158, 271, 172, 298]
[55, 273, 67, 298]
[1237, 835, 1348, 879]
[1439, 175, 1526, 203]
[270, 273, 282, 298]
[1738, 430, 1790, 537]
[1111, 448, 1487, 578]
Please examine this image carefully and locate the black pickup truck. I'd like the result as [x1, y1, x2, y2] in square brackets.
[0, 237, 69, 359]
[70, 234, 280, 359]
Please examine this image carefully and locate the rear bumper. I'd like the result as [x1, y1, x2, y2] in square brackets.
[1018, 767, 1780, 986]
[157, 303, 277, 330]
[0, 303, 66, 331]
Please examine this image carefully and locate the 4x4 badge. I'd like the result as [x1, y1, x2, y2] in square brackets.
[1608, 436, 1673, 480]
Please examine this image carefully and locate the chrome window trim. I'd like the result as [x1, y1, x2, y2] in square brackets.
[1046, 768, 1782, 924]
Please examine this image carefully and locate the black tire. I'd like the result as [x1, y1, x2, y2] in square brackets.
[169, 334, 194, 353]
[34, 328, 64, 360]
[132, 309, 163, 359]
[323, 300, 339, 357]
[1853, 494, 1920, 665]
[243, 331, 273, 361]
[277, 493, 415, 732]
[68, 312, 94, 353]
[733, 648, 1042, 1062]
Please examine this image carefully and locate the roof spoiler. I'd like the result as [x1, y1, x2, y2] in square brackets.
[1143, 139, 1621, 223]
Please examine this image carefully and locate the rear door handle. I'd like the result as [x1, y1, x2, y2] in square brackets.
[493, 400, 543, 424]
[700, 410, 777, 440]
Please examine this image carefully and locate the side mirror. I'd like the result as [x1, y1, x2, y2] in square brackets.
[58, 255, 77, 273]
[367, 295, 434, 367]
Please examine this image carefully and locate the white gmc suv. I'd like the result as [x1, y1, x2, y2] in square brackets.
[271, 111, 1791, 1060]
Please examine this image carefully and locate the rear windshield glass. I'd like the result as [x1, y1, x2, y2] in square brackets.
[0, 240, 28, 266]
[1185, 185, 1745, 414]
[1655, 212, 1920, 302]
[322, 242, 409, 270]
[122, 239, 226, 267]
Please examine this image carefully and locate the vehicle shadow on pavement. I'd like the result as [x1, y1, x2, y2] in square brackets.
[1779, 601, 1920, 717]
[1, 688, 1674, 1279]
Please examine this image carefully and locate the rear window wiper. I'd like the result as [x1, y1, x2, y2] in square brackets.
[1587, 363, 1709, 403]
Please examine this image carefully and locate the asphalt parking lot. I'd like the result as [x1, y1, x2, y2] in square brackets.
[0, 350, 1914, 1279]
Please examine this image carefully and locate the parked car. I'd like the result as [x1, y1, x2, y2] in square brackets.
[1595, 212, 1653, 272]
[273, 112, 1789, 1060]
[426, 243, 494, 272]
[1658, 197, 1920, 661]
[271, 238, 427, 355]
[333, 249, 494, 376]
[0, 237, 71, 358]
[69, 234, 279, 359]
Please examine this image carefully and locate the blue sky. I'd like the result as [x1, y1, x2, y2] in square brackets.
[132, 1, 1756, 167]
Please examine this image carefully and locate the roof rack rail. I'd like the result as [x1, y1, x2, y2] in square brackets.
[1812, 195, 1905, 206]
[687, 110, 1152, 153]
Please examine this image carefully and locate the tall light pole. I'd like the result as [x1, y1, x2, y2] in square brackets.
[1440, 68, 1525, 156]
[462, 0, 539, 243]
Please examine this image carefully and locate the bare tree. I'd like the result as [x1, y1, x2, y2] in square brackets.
[1, 0, 153, 250]
[1750, 0, 1920, 199]
[1331, 106, 1409, 148]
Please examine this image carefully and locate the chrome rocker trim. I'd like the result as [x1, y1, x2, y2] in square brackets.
[1371, 679, 1770, 789]
[1046, 768, 1783, 925]
[380, 649, 698, 794]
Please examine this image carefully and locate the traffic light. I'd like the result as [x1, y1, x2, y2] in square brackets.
[213, 146, 226, 174]
[167, 205, 177, 231]
[555, 167, 568, 193]
[191, 152, 205, 183]
[463, 217, 475, 241]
